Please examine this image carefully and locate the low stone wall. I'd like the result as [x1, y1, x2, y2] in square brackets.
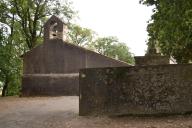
[22, 73, 79, 96]
[79, 64, 192, 116]
[134, 56, 169, 65]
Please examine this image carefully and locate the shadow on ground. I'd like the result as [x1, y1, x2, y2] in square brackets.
[0, 96, 192, 128]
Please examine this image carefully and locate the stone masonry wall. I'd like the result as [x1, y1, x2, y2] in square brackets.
[79, 64, 192, 116]
[134, 56, 170, 66]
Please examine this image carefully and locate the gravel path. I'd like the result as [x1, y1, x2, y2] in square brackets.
[0, 96, 192, 128]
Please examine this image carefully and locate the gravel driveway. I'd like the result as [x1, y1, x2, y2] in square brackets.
[0, 96, 192, 128]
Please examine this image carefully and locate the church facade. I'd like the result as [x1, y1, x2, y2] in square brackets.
[21, 16, 130, 96]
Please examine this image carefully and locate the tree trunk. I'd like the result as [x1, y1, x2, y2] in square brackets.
[2, 77, 8, 97]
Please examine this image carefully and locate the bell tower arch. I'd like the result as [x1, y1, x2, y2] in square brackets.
[43, 15, 67, 42]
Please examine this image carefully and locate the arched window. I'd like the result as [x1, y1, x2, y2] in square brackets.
[49, 21, 58, 39]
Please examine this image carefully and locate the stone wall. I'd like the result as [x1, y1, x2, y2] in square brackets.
[22, 74, 79, 96]
[22, 39, 130, 96]
[79, 64, 192, 116]
[134, 56, 169, 65]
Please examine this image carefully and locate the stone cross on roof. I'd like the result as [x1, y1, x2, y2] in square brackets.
[43, 15, 67, 42]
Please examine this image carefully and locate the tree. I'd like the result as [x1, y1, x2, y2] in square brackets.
[68, 26, 134, 64]
[140, 0, 192, 63]
[0, 26, 22, 96]
[0, 0, 77, 50]
[92, 36, 134, 64]
[92, 36, 117, 55]
[68, 24, 95, 47]
[109, 43, 135, 64]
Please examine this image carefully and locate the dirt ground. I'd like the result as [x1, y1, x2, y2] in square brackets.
[0, 96, 192, 128]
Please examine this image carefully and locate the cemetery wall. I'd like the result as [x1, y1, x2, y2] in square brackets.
[79, 64, 192, 116]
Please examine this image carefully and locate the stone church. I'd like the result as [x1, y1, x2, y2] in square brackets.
[21, 15, 130, 96]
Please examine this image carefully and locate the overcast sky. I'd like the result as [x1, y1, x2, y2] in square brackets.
[71, 0, 154, 56]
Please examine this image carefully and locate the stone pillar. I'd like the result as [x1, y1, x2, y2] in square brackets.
[134, 47, 170, 66]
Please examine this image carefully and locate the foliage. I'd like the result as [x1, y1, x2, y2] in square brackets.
[92, 36, 134, 64]
[68, 26, 134, 64]
[68, 24, 95, 47]
[0, 0, 77, 50]
[140, 0, 192, 63]
[0, 27, 22, 96]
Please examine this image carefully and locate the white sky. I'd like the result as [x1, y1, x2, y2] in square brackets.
[71, 0, 154, 56]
